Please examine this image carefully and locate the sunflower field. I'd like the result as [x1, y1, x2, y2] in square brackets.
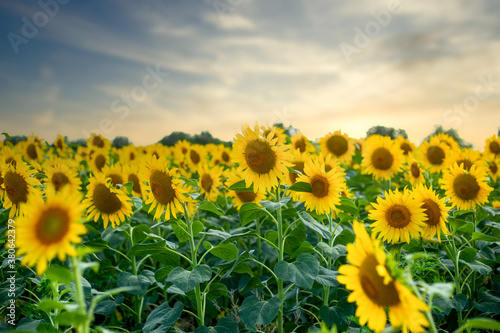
[1, 125, 500, 333]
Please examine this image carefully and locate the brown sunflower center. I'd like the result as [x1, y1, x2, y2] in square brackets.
[201, 173, 213, 193]
[489, 163, 498, 175]
[127, 174, 141, 194]
[427, 146, 445, 165]
[150, 170, 175, 205]
[422, 199, 440, 226]
[289, 161, 305, 184]
[56, 138, 63, 150]
[244, 140, 276, 174]
[35, 207, 70, 244]
[129, 152, 135, 161]
[52, 172, 69, 191]
[294, 137, 307, 153]
[108, 174, 124, 187]
[236, 191, 257, 203]
[94, 154, 106, 171]
[93, 136, 104, 148]
[190, 150, 200, 165]
[410, 162, 420, 178]
[490, 141, 500, 155]
[325, 164, 332, 173]
[326, 135, 348, 157]
[359, 254, 400, 307]
[27, 143, 38, 160]
[385, 205, 411, 228]
[453, 174, 480, 200]
[222, 151, 230, 163]
[310, 175, 329, 198]
[181, 147, 188, 155]
[400, 142, 412, 155]
[4, 171, 29, 204]
[456, 159, 473, 171]
[371, 148, 394, 170]
[92, 183, 122, 214]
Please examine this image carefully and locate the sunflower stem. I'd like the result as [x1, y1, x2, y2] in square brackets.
[127, 226, 143, 325]
[71, 256, 89, 333]
[276, 188, 285, 333]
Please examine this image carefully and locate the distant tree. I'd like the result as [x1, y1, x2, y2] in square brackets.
[366, 126, 408, 139]
[158, 131, 231, 147]
[112, 136, 131, 148]
[423, 125, 473, 148]
[158, 132, 191, 146]
[3, 135, 27, 145]
[68, 139, 87, 150]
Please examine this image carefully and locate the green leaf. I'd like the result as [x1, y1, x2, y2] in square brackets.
[284, 228, 306, 255]
[207, 243, 239, 262]
[471, 231, 500, 242]
[289, 241, 315, 259]
[131, 196, 143, 210]
[172, 220, 190, 242]
[288, 181, 312, 193]
[120, 181, 134, 194]
[127, 242, 180, 267]
[448, 218, 474, 234]
[433, 293, 468, 315]
[319, 305, 348, 329]
[473, 291, 500, 314]
[334, 229, 355, 246]
[421, 282, 454, 299]
[317, 243, 346, 263]
[195, 317, 239, 333]
[154, 266, 174, 284]
[274, 253, 319, 289]
[193, 221, 204, 237]
[199, 201, 223, 216]
[37, 299, 67, 314]
[167, 265, 212, 292]
[45, 266, 73, 284]
[459, 247, 477, 263]
[336, 197, 359, 217]
[239, 296, 281, 331]
[143, 301, 184, 333]
[239, 203, 268, 226]
[298, 211, 332, 239]
[459, 259, 492, 275]
[117, 271, 150, 295]
[228, 180, 253, 192]
[315, 266, 339, 287]
[453, 318, 500, 333]
[260, 197, 290, 211]
[206, 282, 228, 301]
[54, 311, 89, 326]
[2, 132, 11, 140]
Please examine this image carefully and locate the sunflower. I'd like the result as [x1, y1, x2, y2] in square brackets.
[484, 155, 500, 182]
[117, 145, 142, 164]
[101, 164, 125, 188]
[15, 187, 87, 275]
[83, 173, 133, 228]
[45, 162, 81, 192]
[212, 145, 232, 166]
[319, 130, 355, 164]
[53, 134, 69, 157]
[418, 137, 450, 173]
[431, 132, 460, 151]
[232, 123, 292, 192]
[197, 163, 222, 202]
[1, 145, 19, 167]
[296, 158, 345, 215]
[139, 157, 186, 220]
[395, 136, 416, 159]
[123, 163, 143, 198]
[186, 144, 206, 171]
[291, 132, 315, 154]
[17, 134, 44, 163]
[484, 135, 500, 158]
[88, 149, 109, 173]
[369, 189, 426, 244]
[444, 148, 482, 172]
[226, 173, 266, 210]
[338, 221, 429, 333]
[87, 132, 111, 151]
[1, 160, 42, 218]
[440, 163, 493, 210]
[412, 185, 450, 242]
[406, 158, 426, 187]
[286, 149, 309, 185]
[261, 125, 287, 145]
[362, 136, 403, 180]
[492, 200, 500, 209]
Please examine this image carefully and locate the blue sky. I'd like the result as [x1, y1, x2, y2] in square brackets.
[1, 0, 499, 148]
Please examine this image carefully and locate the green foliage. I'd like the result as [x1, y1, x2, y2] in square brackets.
[366, 125, 408, 139]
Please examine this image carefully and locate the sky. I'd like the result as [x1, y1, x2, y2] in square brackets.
[1, 0, 499, 149]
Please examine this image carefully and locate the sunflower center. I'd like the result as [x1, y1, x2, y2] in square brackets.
[93, 136, 104, 148]
[310, 175, 329, 198]
[327, 135, 348, 157]
[201, 174, 214, 193]
[294, 137, 307, 153]
[190, 150, 200, 165]
[150, 170, 175, 205]
[152, 151, 160, 159]
[4, 171, 29, 204]
[489, 163, 498, 175]
[52, 172, 69, 191]
[181, 147, 188, 155]
[94, 154, 106, 171]
[35, 207, 70, 244]
[56, 138, 63, 150]
[359, 254, 400, 307]
[427, 146, 445, 165]
[244, 140, 276, 174]
[456, 159, 473, 171]
[453, 174, 480, 200]
[93, 183, 122, 214]
[325, 164, 332, 173]
[27, 143, 38, 160]
[422, 199, 440, 226]
[127, 174, 141, 194]
[222, 151, 230, 162]
[410, 162, 420, 178]
[490, 141, 500, 154]
[385, 205, 411, 228]
[236, 191, 257, 203]
[289, 161, 304, 184]
[371, 148, 394, 170]
[129, 152, 135, 161]
[400, 142, 411, 155]
[108, 174, 124, 187]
